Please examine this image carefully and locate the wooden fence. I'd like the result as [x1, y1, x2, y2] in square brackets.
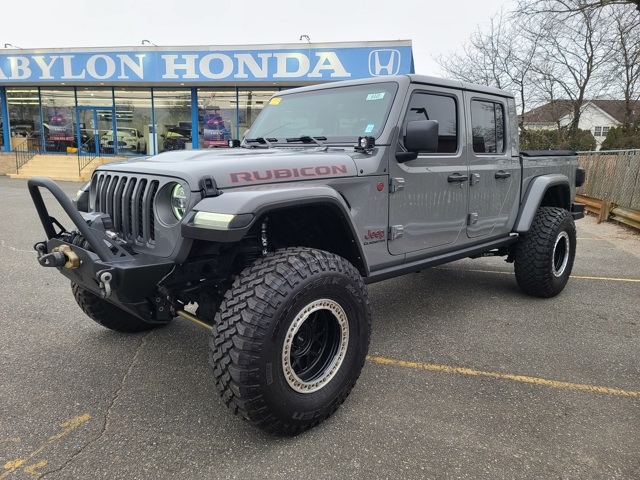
[577, 150, 640, 211]
[576, 150, 640, 229]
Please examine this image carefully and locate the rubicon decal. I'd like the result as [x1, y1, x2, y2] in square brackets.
[230, 165, 349, 183]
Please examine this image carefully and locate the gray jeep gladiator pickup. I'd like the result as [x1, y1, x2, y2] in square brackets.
[28, 74, 585, 435]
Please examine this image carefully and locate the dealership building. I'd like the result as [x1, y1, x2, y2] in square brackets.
[0, 41, 413, 170]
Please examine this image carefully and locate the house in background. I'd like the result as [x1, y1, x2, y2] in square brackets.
[521, 100, 640, 150]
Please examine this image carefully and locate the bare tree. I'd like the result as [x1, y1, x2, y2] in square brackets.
[518, 0, 640, 15]
[607, 4, 640, 125]
[435, 12, 542, 129]
[525, 3, 613, 131]
[439, 0, 633, 141]
[436, 13, 512, 88]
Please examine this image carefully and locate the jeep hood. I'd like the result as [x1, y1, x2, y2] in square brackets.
[96, 148, 358, 189]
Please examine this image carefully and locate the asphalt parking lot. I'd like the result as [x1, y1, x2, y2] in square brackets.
[1, 176, 639, 479]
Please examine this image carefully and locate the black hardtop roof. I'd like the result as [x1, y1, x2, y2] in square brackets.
[275, 75, 514, 100]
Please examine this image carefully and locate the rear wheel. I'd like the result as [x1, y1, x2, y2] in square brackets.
[71, 282, 161, 333]
[209, 247, 371, 435]
[514, 207, 576, 298]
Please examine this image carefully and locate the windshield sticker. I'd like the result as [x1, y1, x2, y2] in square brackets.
[366, 92, 386, 101]
[269, 97, 282, 105]
[364, 124, 375, 134]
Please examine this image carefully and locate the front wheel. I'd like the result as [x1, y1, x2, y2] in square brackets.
[514, 207, 577, 298]
[209, 248, 371, 435]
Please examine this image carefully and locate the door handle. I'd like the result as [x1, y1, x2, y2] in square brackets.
[495, 170, 511, 179]
[448, 173, 469, 183]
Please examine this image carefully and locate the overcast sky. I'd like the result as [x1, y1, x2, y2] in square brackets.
[1, 0, 514, 76]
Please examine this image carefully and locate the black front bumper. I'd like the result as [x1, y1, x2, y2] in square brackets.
[28, 177, 174, 323]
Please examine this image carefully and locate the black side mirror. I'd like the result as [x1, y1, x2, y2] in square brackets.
[406, 120, 439, 152]
[396, 119, 439, 163]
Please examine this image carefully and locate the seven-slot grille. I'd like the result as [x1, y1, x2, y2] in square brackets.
[91, 173, 160, 246]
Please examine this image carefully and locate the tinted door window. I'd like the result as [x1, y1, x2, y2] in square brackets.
[471, 100, 504, 153]
[402, 93, 457, 153]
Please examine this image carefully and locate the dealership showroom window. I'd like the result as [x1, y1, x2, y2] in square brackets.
[4, 86, 278, 155]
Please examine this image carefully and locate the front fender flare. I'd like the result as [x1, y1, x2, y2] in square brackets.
[513, 174, 570, 233]
[181, 183, 366, 270]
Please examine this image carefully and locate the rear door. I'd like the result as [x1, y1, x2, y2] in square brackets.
[465, 94, 519, 238]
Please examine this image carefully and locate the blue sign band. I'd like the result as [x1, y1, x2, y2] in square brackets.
[0, 46, 413, 83]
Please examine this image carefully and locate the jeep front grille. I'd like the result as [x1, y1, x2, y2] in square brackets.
[91, 173, 160, 246]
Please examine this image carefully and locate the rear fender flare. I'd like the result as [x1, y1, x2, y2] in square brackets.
[514, 174, 570, 233]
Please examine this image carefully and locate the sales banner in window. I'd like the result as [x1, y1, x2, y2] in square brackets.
[47, 107, 74, 141]
[201, 108, 231, 147]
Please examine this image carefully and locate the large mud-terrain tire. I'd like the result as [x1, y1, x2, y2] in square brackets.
[514, 207, 576, 298]
[71, 282, 160, 333]
[210, 247, 371, 436]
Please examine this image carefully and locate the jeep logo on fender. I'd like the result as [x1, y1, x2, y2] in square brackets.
[230, 165, 348, 183]
[364, 228, 385, 245]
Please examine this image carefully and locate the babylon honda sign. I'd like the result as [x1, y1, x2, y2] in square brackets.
[0, 42, 413, 84]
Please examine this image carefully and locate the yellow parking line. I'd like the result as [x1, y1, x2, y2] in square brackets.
[366, 356, 640, 398]
[436, 268, 640, 283]
[570, 274, 640, 283]
[1, 414, 90, 479]
[23, 461, 47, 476]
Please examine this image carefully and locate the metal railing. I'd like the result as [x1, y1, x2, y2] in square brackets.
[14, 135, 103, 178]
[77, 136, 99, 177]
[14, 138, 41, 173]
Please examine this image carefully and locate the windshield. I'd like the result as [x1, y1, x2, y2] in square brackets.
[247, 82, 398, 143]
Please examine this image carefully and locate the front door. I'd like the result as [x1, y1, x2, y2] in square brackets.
[76, 107, 113, 156]
[388, 87, 468, 256]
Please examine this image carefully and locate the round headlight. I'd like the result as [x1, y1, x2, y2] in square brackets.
[171, 184, 188, 220]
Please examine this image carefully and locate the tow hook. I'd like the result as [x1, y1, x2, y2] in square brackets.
[98, 270, 114, 299]
[37, 244, 80, 269]
[35, 242, 46, 259]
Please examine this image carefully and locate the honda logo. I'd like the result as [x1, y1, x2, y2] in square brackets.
[368, 49, 401, 76]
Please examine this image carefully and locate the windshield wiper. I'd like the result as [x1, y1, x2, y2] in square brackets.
[286, 135, 327, 146]
[244, 137, 277, 148]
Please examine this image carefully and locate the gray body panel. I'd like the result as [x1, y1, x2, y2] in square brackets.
[89, 75, 580, 278]
[98, 148, 359, 190]
[464, 90, 520, 239]
[387, 84, 468, 255]
[520, 155, 577, 205]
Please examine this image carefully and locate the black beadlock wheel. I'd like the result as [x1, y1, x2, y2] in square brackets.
[71, 282, 161, 333]
[514, 207, 577, 298]
[209, 247, 371, 436]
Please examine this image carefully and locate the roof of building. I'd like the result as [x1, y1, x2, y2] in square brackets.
[591, 100, 640, 123]
[522, 99, 640, 125]
[521, 101, 574, 124]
